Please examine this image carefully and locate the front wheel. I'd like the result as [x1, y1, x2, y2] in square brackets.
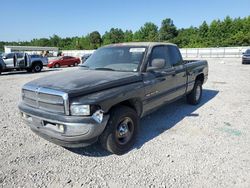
[187, 80, 202, 105]
[99, 105, 139, 155]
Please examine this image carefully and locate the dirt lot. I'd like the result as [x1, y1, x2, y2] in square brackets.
[0, 59, 250, 187]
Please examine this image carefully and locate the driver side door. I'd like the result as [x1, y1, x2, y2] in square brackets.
[142, 45, 177, 113]
[3, 53, 14, 68]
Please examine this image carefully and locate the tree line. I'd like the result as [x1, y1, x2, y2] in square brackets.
[0, 16, 249, 51]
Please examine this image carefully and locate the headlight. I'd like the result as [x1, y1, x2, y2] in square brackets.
[70, 104, 90, 116]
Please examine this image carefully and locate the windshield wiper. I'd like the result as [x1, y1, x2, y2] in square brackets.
[94, 67, 115, 71]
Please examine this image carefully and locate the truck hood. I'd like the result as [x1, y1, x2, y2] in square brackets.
[25, 68, 142, 97]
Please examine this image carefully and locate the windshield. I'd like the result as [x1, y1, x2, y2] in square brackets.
[80, 46, 147, 72]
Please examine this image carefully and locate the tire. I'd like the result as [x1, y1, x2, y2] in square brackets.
[99, 105, 139, 155]
[187, 80, 202, 105]
[32, 63, 43, 73]
[54, 63, 60, 68]
[74, 62, 78, 66]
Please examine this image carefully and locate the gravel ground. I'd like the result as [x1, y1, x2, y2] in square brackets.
[0, 59, 250, 188]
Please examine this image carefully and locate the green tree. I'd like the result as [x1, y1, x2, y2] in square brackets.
[49, 34, 61, 47]
[89, 31, 102, 49]
[124, 30, 133, 42]
[134, 22, 158, 42]
[102, 28, 124, 45]
[159, 18, 178, 41]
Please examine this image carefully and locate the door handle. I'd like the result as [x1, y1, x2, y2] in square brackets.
[162, 70, 176, 76]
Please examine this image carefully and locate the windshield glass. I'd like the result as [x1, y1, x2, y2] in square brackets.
[80, 46, 147, 72]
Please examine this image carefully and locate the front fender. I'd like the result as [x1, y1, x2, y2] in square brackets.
[70, 82, 145, 114]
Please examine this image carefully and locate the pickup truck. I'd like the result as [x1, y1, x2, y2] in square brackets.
[0, 52, 44, 74]
[18, 42, 208, 155]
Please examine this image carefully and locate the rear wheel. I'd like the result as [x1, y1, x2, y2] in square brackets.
[99, 105, 139, 155]
[187, 80, 202, 105]
[74, 62, 78, 66]
[54, 63, 60, 68]
[32, 63, 43, 73]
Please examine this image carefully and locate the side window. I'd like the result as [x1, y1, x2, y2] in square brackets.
[168, 46, 183, 66]
[150, 46, 171, 68]
[6, 53, 14, 59]
[17, 53, 24, 58]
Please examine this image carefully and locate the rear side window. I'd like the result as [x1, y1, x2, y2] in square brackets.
[167, 46, 183, 66]
[150, 46, 171, 68]
[17, 53, 24, 58]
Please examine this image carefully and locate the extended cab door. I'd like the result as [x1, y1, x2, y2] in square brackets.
[167, 45, 187, 97]
[142, 45, 177, 113]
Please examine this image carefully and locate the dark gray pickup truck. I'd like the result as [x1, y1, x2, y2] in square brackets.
[19, 42, 208, 155]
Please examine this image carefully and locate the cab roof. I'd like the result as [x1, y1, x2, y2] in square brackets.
[104, 42, 177, 48]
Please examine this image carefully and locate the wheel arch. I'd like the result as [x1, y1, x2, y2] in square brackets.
[31, 60, 43, 67]
[108, 98, 143, 117]
[195, 73, 204, 84]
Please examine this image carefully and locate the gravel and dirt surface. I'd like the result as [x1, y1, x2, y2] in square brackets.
[0, 59, 250, 187]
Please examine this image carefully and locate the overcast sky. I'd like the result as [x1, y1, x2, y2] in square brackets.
[1, 0, 250, 41]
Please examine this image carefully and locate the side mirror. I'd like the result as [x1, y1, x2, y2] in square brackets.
[147, 58, 166, 72]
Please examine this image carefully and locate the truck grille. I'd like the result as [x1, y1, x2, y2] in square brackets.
[22, 85, 69, 115]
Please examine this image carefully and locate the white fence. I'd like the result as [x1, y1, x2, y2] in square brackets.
[62, 46, 250, 58]
[61, 50, 95, 57]
[180, 46, 250, 58]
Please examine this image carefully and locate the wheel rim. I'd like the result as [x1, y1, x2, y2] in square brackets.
[74, 62, 78, 66]
[195, 85, 201, 101]
[115, 117, 134, 145]
[35, 65, 41, 71]
[55, 64, 59, 68]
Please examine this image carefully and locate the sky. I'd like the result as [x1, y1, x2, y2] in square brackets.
[0, 0, 250, 41]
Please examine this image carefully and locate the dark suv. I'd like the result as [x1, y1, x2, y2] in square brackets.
[242, 49, 250, 64]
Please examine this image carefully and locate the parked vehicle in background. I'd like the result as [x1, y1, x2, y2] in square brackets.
[242, 49, 250, 64]
[30, 54, 48, 66]
[19, 42, 208, 155]
[48, 56, 80, 68]
[0, 52, 43, 74]
[81, 53, 92, 63]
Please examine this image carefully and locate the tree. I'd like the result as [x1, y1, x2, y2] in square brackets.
[159, 18, 178, 41]
[124, 30, 133, 42]
[102, 28, 124, 45]
[89, 31, 102, 49]
[199, 21, 209, 38]
[49, 34, 61, 47]
[134, 22, 158, 42]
